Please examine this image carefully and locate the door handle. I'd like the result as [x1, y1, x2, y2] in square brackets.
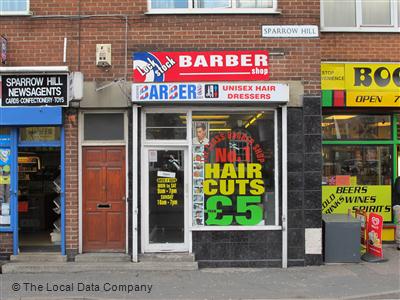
[97, 203, 111, 209]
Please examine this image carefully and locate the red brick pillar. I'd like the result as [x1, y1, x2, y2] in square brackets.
[65, 108, 79, 259]
[0, 232, 13, 259]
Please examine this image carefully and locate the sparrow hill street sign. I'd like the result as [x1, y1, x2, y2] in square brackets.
[262, 25, 319, 38]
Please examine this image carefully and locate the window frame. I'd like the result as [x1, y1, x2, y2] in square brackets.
[321, 0, 400, 32]
[0, 0, 30, 16]
[146, 0, 280, 14]
[322, 113, 399, 186]
[322, 144, 393, 186]
[81, 111, 128, 146]
[141, 106, 282, 231]
[322, 114, 393, 141]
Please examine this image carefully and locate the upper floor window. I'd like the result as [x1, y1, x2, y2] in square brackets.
[321, 0, 400, 32]
[0, 0, 29, 15]
[149, 0, 278, 14]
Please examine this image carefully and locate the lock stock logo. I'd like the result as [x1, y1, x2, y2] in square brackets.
[133, 52, 173, 83]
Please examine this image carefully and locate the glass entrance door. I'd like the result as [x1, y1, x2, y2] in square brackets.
[143, 148, 188, 252]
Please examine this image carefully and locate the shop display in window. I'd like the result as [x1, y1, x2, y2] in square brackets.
[322, 145, 392, 221]
[20, 127, 61, 142]
[0, 147, 11, 225]
[18, 148, 62, 246]
[51, 176, 61, 244]
[191, 112, 275, 227]
[322, 115, 391, 140]
[192, 144, 205, 225]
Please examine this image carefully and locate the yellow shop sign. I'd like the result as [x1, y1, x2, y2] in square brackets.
[321, 63, 345, 90]
[344, 64, 400, 91]
[322, 185, 392, 221]
[346, 91, 400, 107]
[321, 63, 400, 107]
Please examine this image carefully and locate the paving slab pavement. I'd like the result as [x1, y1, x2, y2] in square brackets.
[0, 245, 399, 300]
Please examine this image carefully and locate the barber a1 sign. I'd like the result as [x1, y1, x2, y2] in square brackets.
[132, 51, 269, 83]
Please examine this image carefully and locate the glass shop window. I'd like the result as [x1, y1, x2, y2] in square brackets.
[0, 146, 11, 226]
[322, 115, 391, 140]
[20, 127, 61, 142]
[322, 145, 392, 220]
[397, 114, 400, 140]
[191, 111, 276, 227]
[84, 113, 124, 141]
[146, 113, 186, 140]
[323, 145, 391, 186]
[0, 127, 11, 135]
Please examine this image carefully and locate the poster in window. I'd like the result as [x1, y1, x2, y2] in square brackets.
[192, 115, 275, 227]
[192, 122, 209, 145]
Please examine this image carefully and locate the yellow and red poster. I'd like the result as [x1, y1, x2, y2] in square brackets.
[366, 213, 384, 258]
[192, 129, 268, 227]
[322, 185, 392, 221]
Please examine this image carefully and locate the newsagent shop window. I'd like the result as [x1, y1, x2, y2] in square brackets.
[322, 114, 392, 140]
[0, 127, 11, 227]
[149, 0, 277, 13]
[19, 127, 61, 142]
[191, 111, 278, 227]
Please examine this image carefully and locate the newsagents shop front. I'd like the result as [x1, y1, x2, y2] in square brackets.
[131, 51, 296, 267]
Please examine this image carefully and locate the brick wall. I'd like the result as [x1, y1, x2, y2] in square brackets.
[321, 33, 400, 62]
[64, 108, 79, 259]
[1, 0, 321, 93]
[0, 232, 13, 260]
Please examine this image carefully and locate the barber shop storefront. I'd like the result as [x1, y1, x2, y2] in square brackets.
[321, 62, 400, 241]
[132, 51, 293, 267]
[0, 68, 68, 257]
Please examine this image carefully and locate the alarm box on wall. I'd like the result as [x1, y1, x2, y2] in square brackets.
[96, 44, 111, 67]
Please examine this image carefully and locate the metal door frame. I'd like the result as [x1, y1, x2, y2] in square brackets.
[141, 146, 189, 253]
